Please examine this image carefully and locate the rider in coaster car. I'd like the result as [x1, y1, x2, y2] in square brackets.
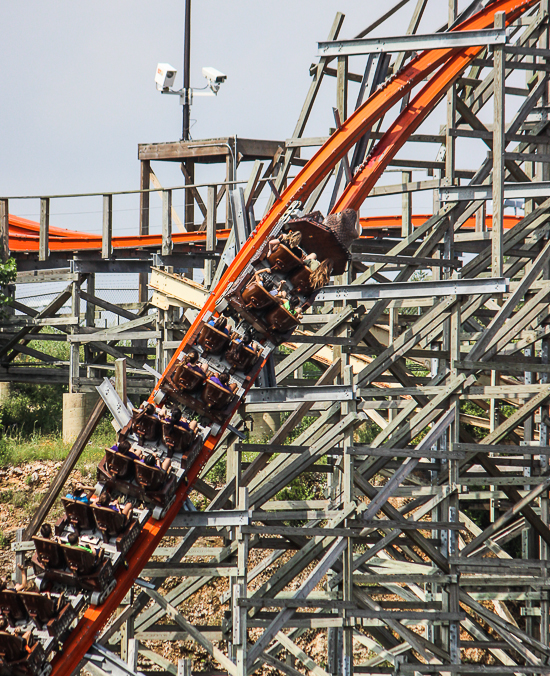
[163, 408, 198, 435]
[310, 258, 334, 289]
[9, 626, 36, 656]
[226, 329, 262, 365]
[112, 438, 142, 461]
[65, 483, 95, 505]
[283, 296, 304, 321]
[12, 564, 37, 592]
[180, 349, 207, 375]
[40, 523, 53, 540]
[93, 490, 134, 521]
[268, 230, 317, 263]
[207, 316, 230, 335]
[145, 403, 159, 418]
[143, 452, 172, 476]
[233, 329, 261, 351]
[251, 267, 287, 301]
[66, 531, 101, 561]
[207, 370, 239, 394]
[304, 252, 319, 270]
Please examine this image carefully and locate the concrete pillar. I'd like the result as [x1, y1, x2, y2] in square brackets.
[0, 383, 10, 405]
[62, 392, 98, 445]
[248, 412, 280, 441]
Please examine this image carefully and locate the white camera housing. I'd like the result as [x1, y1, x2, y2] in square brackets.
[155, 63, 177, 91]
[202, 66, 227, 85]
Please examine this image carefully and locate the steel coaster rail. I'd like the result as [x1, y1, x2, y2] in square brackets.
[49, 1, 539, 674]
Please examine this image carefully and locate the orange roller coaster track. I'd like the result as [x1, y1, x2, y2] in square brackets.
[7, 212, 520, 254]
[44, 1, 537, 674]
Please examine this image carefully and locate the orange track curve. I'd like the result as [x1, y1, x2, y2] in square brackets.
[7, 213, 520, 254]
[49, 2, 537, 674]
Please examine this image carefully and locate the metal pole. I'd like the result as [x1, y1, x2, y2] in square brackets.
[182, 0, 191, 140]
[492, 11, 506, 278]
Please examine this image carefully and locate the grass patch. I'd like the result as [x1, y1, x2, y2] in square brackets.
[0, 415, 114, 471]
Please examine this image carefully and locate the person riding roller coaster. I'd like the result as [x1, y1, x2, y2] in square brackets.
[180, 349, 207, 375]
[112, 438, 142, 462]
[65, 483, 95, 505]
[207, 316, 230, 335]
[268, 230, 316, 263]
[252, 268, 287, 301]
[207, 371, 238, 394]
[163, 408, 198, 435]
[310, 258, 334, 290]
[93, 491, 134, 522]
[143, 452, 172, 476]
[283, 296, 304, 321]
[66, 532, 101, 561]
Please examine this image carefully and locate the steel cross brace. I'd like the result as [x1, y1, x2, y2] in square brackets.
[315, 277, 508, 302]
[317, 27, 507, 56]
[84, 643, 143, 676]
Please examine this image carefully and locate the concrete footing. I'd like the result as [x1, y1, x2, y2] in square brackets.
[249, 412, 280, 441]
[0, 383, 10, 405]
[62, 393, 98, 445]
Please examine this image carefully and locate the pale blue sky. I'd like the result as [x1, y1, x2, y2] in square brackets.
[1, 1, 504, 230]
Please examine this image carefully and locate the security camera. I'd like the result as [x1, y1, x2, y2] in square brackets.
[155, 63, 177, 91]
[202, 66, 227, 85]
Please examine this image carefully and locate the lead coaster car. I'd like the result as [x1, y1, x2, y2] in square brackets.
[226, 212, 352, 340]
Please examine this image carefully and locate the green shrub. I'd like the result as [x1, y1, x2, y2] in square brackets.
[0, 382, 66, 437]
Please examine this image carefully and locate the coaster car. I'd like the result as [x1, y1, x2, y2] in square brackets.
[241, 282, 277, 311]
[32, 537, 64, 571]
[267, 243, 303, 274]
[130, 409, 161, 444]
[105, 448, 133, 481]
[61, 498, 95, 534]
[97, 454, 176, 512]
[96, 455, 143, 503]
[281, 216, 351, 276]
[0, 590, 27, 625]
[133, 460, 177, 508]
[33, 538, 114, 596]
[172, 362, 206, 392]
[19, 592, 77, 638]
[289, 265, 313, 295]
[197, 323, 230, 355]
[0, 631, 46, 676]
[264, 304, 300, 334]
[59, 545, 114, 594]
[202, 380, 235, 411]
[92, 505, 140, 553]
[224, 340, 259, 374]
[162, 421, 194, 455]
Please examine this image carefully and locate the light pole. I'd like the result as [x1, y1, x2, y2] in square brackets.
[182, 0, 191, 140]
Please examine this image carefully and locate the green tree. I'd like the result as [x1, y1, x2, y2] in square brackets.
[0, 254, 16, 317]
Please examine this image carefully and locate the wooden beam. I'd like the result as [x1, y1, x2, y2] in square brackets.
[23, 397, 106, 539]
